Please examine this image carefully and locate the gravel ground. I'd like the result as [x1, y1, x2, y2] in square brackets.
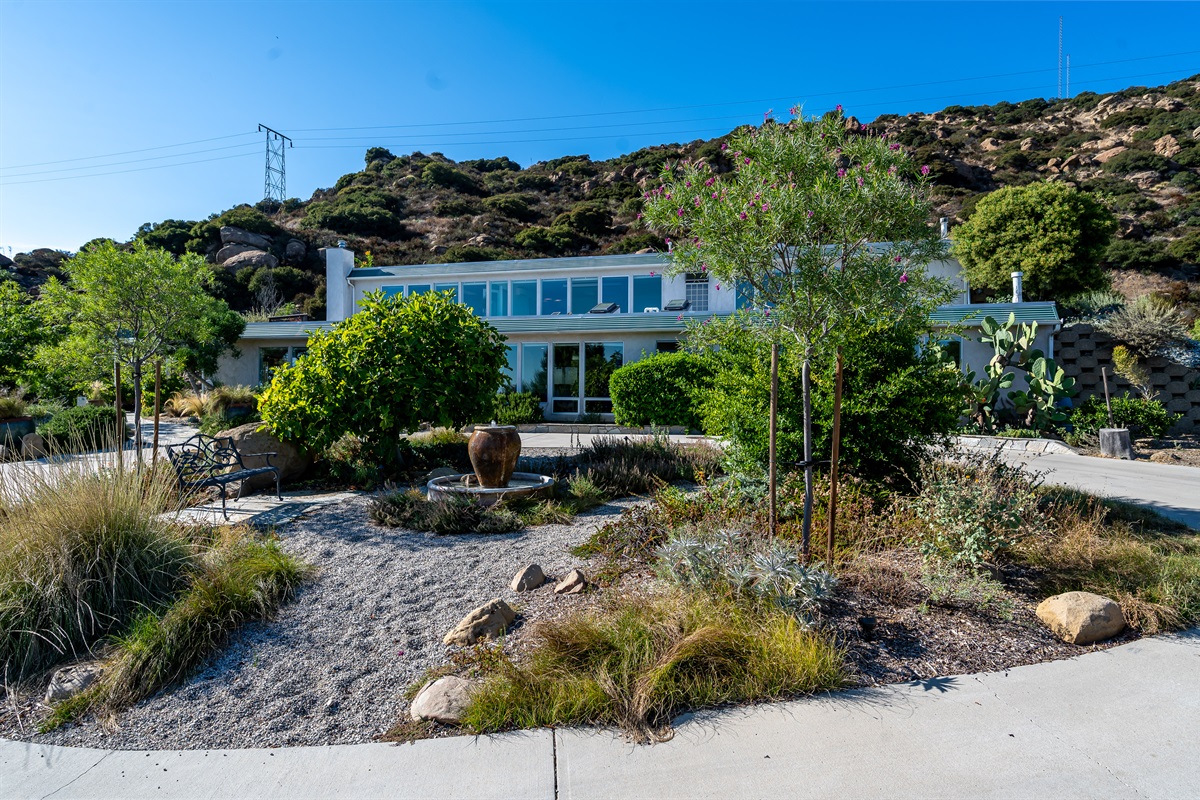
[2, 495, 640, 750]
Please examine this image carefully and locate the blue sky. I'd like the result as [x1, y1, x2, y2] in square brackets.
[1, 0, 1197, 254]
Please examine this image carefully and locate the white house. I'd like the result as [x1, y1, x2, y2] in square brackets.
[214, 244, 1059, 420]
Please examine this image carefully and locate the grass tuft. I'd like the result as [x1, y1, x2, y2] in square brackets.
[460, 593, 846, 741]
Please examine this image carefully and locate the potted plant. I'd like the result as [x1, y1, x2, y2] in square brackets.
[0, 395, 34, 446]
[206, 385, 259, 421]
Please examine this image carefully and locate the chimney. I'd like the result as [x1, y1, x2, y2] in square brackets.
[1011, 271, 1024, 303]
[322, 246, 356, 322]
[939, 217, 949, 238]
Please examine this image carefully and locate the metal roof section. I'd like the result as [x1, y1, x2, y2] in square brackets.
[350, 252, 671, 280]
[931, 302, 1060, 326]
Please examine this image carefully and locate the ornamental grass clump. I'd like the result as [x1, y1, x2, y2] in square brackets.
[43, 527, 310, 730]
[460, 593, 846, 742]
[0, 456, 189, 682]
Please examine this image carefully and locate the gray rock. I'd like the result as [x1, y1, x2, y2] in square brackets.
[426, 466, 458, 482]
[214, 421, 312, 490]
[443, 598, 516, 646]
[1036, 591, 1126, 645]
[285, 239, 307, 261]
[554, 569, 586, 595]
[222, 250, 278, 272]
[215, 244, 257, 264]
[219, 226, 272, 249]
[510, 563, 545, 592]
[409, 676, 472, 724]
[45, 663, 102, 703]
[0, 253, 13, 268]
[21, 433, 47, 459]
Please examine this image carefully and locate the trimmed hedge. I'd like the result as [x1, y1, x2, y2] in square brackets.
[36, 405, 127, 450]
[609, 352, 712, 430]
[1072, 394, 1180, 439]
[492, 391, 544, 425]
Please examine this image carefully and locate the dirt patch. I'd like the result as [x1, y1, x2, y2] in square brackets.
[1077, 432, 1200, 467]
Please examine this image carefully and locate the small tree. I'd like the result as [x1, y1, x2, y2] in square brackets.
[953, 182, 1116, 300]
[644, 108, 952, 552]
[259, 291, 507, 460]
[0, 280, 46, 390]
[37, 241, 239, 461]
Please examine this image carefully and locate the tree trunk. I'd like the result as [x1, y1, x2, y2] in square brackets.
[827, 348, 844, 562]
[768, 342, 779, 539]
[801, 357, 813, 562]
[114, 361, 123, 471]
[132, 361, 144, 472]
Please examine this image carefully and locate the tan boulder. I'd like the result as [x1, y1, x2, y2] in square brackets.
[410, 676, 472, 724]
[1154, 135, 1182, 158]
[1036, 591, 1126, 645]
[510, 564, 545, 592]
[45, 663, 103, 703]
[444, 599, 516, 646]
[554, 569, 587, 595]
[214, 422, 312, 490]
[1094, 146, 1128, 164]
[980, 137, 1003, 152]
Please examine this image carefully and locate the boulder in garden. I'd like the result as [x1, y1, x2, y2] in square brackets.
[555, 569, 587, 595]
[410, 676, 473, 724]
[45, 663, 103, 703]
[444, 598, 516, 646]
[510, 563, 545, 591]
[1036, 591, 1126, 645]
[214, 422, 312, 490]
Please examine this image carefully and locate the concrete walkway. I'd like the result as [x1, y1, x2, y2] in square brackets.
[4, 629, 1197, 799]
[1000, 449, 1200, 530]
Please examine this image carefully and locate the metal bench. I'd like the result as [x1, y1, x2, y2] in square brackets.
[166, 432, 281, 519]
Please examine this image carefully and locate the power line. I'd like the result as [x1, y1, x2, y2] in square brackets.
[283, 49, 1200, 134]
[0, 152, 260, 187]
[0, 131, 258, 171]
[0, 142, 262, 179]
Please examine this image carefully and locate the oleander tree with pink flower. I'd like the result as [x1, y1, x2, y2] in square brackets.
[643, 106, 956, 553]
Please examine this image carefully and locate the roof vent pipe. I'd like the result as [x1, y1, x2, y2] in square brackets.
[939, 217, 949, 238]
[1012, 271, 1024, 303]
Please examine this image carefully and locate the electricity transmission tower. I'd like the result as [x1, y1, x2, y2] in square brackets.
[258, 124, 292, 204]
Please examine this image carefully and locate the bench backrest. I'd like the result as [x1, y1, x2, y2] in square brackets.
[166, 433, 247, 483]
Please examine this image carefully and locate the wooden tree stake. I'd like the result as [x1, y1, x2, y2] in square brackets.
[827, 348, 844, 562]
[769, 342, 779, 539]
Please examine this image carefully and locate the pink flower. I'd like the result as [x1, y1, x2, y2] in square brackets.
[705, 177, 715, 186]
[894, 255, 902, 263]
[762, 203, 769, 210]
[763, 109, 772, 122]
[889, 143, 900, 151]
[899, 272, 909, 284]
[744, 157, 752, 164]
[715, 284, 720, 290]
[860, 123, 867, 131]
[856, 177, 864, 187]
[677, 207, 685, 217]
[920, 165, 931, 176]
[739, 211, 748, 219]
[700, 264, 707, 271]
[836, 104, 843, 112]
[693, 197, 701, 208]
[837, 168, 846, 178]
[666, 193, 672, 199]
[677, 314, 683, 321]
[686, 181, 692, 187]
[807, 210, 814, 217]
[711, 192, 718, 199]
[720, 142, 728, 151]
[789, 105, 799, 116]
[650, 271, 656, 277]
[636, 213, 643, 219]
[765, 309, 771, 317]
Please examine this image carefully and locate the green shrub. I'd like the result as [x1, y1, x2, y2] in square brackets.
[609, 352, 713, 429]
[369, 490, 523, 534]
[913, 453, 1046, 568]
[433, 198, 481, 217]
[1103, 239, 1175, 271]
[483, 193, 538, 222]
[553, 201, 611, 235]
[573, 436, 721, 496]
[1172, 171, 1200, 192]
[0, 395, 27, 419]
[514, 225, 592, 255]
[259, 291, 507, 462]
[1100, 295, 1191, 357]
[421, 163, 482, 194]
[1058, 290, 1126, 322]
[301, 196, 408, 239]
[491, 390, 544, 425]
[1071, 394, 1180, 439]
[36, 405, 126, 449]
[397, 428, 472, 476]
[0, 459, 188, 681]
[604, 233, 664, 254]
[1102, 149, 1175, 176]
[1167, 229, 1200, 265]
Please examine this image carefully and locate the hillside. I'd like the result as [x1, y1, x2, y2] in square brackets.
[4, 73, 1198, 317]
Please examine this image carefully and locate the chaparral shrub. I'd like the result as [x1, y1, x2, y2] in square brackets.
[609, 352, 713, 429]
[491, 390, 544, 425]
[36, 405, 126, 450]
[259, 291, 507, 463]
[1071, 394, 1180, 439]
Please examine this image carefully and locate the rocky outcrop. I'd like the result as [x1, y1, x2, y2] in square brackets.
[410, 676, 472, 724]
[215, 244, 257, 264]
[444, 599, 516, 646]
[214, 422, 312, 490]
[1036, 591, 1126, 645]
[1093, 145, 1128, 164]
[222, 250, 278, 271]
[285, 238, 306, 261]
[220, 226, 272, 249]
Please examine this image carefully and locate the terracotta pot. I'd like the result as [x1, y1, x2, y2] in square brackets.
[468, 424, 521, 488]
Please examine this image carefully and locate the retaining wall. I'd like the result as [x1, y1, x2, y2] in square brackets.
[1054, 323, 1200, 432]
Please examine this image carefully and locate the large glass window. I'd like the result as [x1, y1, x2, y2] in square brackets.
[633, 274, 662, 313]
[584, 343, 623, 414]
[541, 279, 568, 315]
[685, 273, 709, 312]
[513, 280, 537, 316]
[408, 284, 431, 296]
[503, 345, 518, 387]
[434, 283, 458, 302]
[382, 285, 404, 299]
[602, 276, 629, 312]
[461, 282, 487, 316]
[522, 344, 548, 401]
[259, 347, 289, 385]
[489, 281, 509, 317]
[552, 344, 580, 414]
[571, 278, 598, 314]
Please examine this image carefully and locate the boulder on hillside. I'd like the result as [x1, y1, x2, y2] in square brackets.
[285, 238, 307, 262]
[980, 137, 1002, 151]
[216, 244, 257, 264]
[1036, 591, 1126, 645]
[1154, 135, 1182, 158]
[1094, 145, 1128, 164]
[0, 253, 13, 268]
[220, 226, 272, 249]
[214, 422, 312, 491]
[223, 250, 278, 272]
